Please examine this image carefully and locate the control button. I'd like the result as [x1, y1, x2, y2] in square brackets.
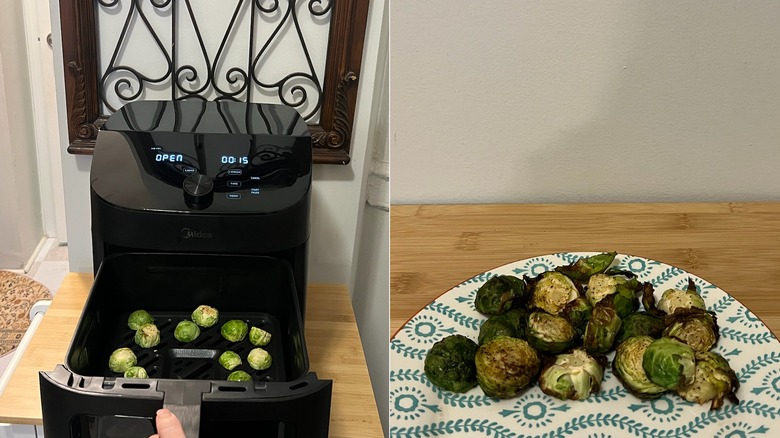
[183, 174, 214, 209]
[227, 180, 242, 187]
[250, 176, 260, 180]
[250, 188, 260, 195]
[181, 166, 197, 175]
[227, 169, 242, 175]
[226, 193, 241, 200]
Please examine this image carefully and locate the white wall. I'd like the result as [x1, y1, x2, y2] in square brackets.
[0, 2, 44, 269]
[391, 1, 780, 204]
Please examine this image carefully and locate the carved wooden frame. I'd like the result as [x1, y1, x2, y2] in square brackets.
[58, 0, 369, 164]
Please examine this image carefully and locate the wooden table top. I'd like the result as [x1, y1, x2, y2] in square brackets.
[0, 273, 382, 437]
[391, 202, 780, 339]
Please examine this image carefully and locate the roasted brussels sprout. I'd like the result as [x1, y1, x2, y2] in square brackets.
[127, 310, 154, 331]
[191, 304, 219, 327]
[586, 274, 641, 318]
[656, 279, 706, 315]
[663, 308, 719, 352]
[247, 348, 272, 370]
[424, 334, 479, 393]
[677, 351, 740, 409]
[642, 337, 696, 390]
[249, 326, 272, 346]
[555, 252, 617, 282]
[530, 271, 579, 315]
[525, 311, 577, 354]
[562, 296, 592, 335]
[582, 304, 622, 354]
[612, 336, 667, 399]
[478, 308, 527, 345]
[227, 370, 252, 382]
[539, 349, 606, 400]
[174, 320, 200, 343]
[123, 366, 148, 379]
[134, 323, 161, 348]
[109, 347, 137, 373]
[219, 351, 242, 370]
[221, 319, 249, 342]
[474, 275, 526, 315]
[616, 312, 665, 345]
[476, 336, 540, 399]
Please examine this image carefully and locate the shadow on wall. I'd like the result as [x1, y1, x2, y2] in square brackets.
[515, 2, 780, 204]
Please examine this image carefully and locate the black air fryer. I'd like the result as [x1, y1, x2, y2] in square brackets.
[39, 101, 332, 437]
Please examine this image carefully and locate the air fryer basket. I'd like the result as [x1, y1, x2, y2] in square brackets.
[40, 253, 332, 438]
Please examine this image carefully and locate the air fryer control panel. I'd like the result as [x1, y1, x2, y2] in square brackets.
[91, 100, 312, 214]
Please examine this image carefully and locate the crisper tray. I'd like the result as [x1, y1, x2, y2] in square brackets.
[65, 252, 309, 383]
[108, 310, 287, 382]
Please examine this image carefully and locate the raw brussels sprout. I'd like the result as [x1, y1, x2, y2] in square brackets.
[109, 347, 137, 373]
[191, 304, 219, 327]
[663, 308, 719, 353]
[134, 323, 161, 348]
[221, 319, 249, 342]
[642, 337, 695, 390]
[127, 310, 154, 330]
[476, 336, 540, 399]
[562, 296, 592, 335]
[616, 312, 665, 345]
[249, 326, 272, 346]
[174, 320, 201, 343]
[612, 336, 667, 399]
[227, 370, 252, 382]
[656, 278, 706, 315]
[530, 271, 579, 315]
[219, 351, 242, 370]
[247, 348, 272, 370]
[525, 311, 577, 355]
[474, 275, 526, 315]
[478, 308, 527, 345]
[539, 348, 606, 400]
[123, 366, 148, 379]
[555, 252, 617, 282]
[424, 334, 479, 393]
[677, 351, 740, 409]
[582, 304, 622, 354]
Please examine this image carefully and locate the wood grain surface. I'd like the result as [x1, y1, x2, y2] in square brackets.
[0, 274, 382, 437]
[391, 203, 780, 340]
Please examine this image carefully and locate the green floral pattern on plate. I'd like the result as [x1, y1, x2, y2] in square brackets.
[390, 253, 780, 437]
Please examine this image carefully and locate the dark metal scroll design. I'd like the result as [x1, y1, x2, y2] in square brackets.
[58, 0, 369, 164]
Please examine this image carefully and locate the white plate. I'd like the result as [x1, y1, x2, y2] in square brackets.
[390, 253, 780, 437]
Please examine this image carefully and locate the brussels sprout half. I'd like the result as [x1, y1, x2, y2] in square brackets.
[127, 310, 154, 331]
[642, 337, 696, 391]
[192, 305, 219, 328]
[582, 304, 622, 354]
[525, 311, 577, 355]
[424, 334, 479, 393]
[612, 336, 667, 399]
[586, 274, 641, 318]
[539, 349, 606, 400]
[174, 320, 201, 343]
[530, 271, 579, 315]
[663, 308, 720, 353]
[476, 336, 540, 399]
[109, 347, 137, 373]
[249, 326, 272, 346]
[555, 252, 617, 282]
[227, 370, 252, 382]
[124, 366, 148, 379]
[677, 351, 740, 410]
[219, 351, 242, 370]
[474, 275, 526, 315]
[221, 320, 249, 342]
[478, 308, 527, 345]
[657, 278, 706, 315]
[616, 312, 665, 345]
[562, 296, 592, 335]
[134, 323, 161, 348]
[248, 348, 273, 370]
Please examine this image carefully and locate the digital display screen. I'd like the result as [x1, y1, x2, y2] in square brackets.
[155, 153, 184, 163]
[221, 155, 248, 165]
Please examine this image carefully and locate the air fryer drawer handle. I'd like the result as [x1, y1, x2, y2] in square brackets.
[157, 380, 211, 438]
